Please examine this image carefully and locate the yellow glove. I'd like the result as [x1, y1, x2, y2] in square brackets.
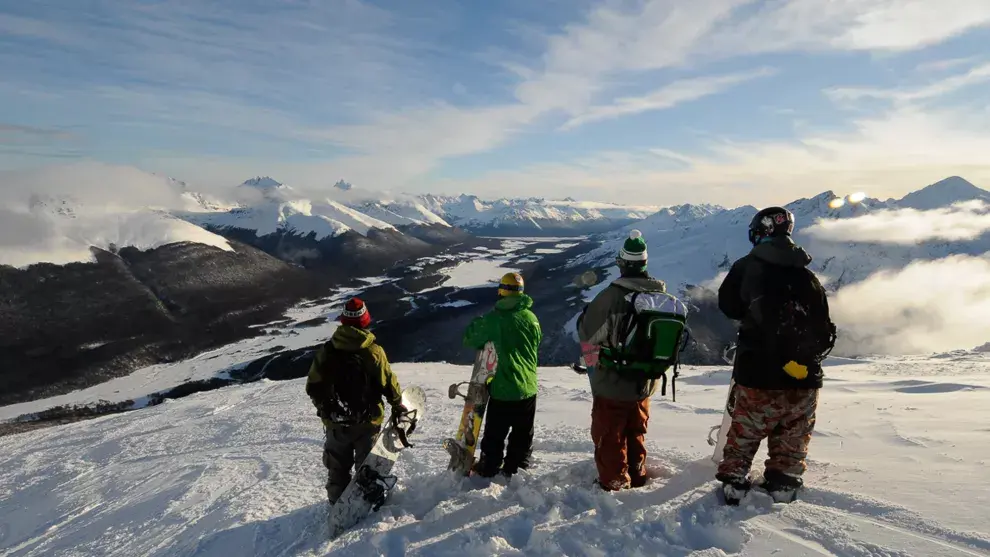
[783, 360, 808, 380]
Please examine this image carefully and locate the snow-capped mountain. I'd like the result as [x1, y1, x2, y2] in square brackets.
[184, 177, 399, 241]
[570, 176, 990, 356]
[895, 175, 990, 210]
[415, 194, 657, 236]
[574, 176, 988, 295]
[354, 198, 451, 227]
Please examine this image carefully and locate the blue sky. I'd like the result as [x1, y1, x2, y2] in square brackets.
[2, 0, 990, 206]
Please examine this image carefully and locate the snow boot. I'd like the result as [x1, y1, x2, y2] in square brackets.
[593, 477, 632, 492]
[718, 477, 752, 506]
[758, 470, 802, 503]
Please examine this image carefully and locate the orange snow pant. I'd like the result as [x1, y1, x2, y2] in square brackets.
[591, 396, 650, 491]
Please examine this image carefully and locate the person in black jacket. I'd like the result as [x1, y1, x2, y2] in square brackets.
[715, 206, 834, 505]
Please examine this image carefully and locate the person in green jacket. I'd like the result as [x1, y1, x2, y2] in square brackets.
[306, 297, 405, 504]
[463, 272, 543, 478]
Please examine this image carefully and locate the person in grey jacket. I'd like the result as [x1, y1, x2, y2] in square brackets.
[577, 230, 667, 491]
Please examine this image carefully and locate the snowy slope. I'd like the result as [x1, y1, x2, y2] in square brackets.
[356, 199, 451, 227]
[2, 356, 989, 556]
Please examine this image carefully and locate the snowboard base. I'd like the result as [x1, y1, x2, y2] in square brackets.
[327, 386, 426, 539]
[445, 342, 497, 476]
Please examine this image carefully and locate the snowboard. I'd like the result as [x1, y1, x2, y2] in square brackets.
[707, 343, 737, 464]
[327, 385, 427, 539]
[442, 341, 498, 475]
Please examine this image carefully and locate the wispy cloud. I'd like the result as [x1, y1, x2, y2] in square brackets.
[806, 201, 990, 244]
[3, 0, 990, 195]
[916, 56, 982, 73]
[827, 62, 990, 104]
[562, 68, 776, 130]
[0, 124, 74, 143]
[443, 101, 990, 206]
[710, 0, 990, 54]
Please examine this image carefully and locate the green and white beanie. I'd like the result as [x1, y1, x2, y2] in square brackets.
[619, 229, 647, 263]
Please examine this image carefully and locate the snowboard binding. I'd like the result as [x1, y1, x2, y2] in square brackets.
[448, 381, 469, 400]
[390, 405, 420, 449]
[355, 465, 398, 512]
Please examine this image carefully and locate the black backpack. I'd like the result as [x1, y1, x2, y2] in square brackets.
[753, 266, 837, 370]
[313, 343, 379, 425]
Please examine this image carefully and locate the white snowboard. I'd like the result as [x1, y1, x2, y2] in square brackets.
[707, 344, 737, 464]
[327, 385, 426, 539]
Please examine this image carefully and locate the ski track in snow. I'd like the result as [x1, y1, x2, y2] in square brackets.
[2, 360, 989, 556]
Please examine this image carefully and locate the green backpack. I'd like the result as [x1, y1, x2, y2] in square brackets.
[598, 290, 690, 399]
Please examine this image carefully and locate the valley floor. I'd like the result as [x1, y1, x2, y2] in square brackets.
[1, 358, 989, 556]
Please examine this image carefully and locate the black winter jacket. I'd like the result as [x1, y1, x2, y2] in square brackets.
[718, 236, 827, 390]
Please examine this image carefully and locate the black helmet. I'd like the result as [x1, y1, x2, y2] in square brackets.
[748, 207, 794, 245]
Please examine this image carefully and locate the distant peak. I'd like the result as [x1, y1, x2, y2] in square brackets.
[241, 176, 284, 189]
[334, 180, 353, 191]
[899, 175, 989, 210]
[924, 176, 980, 192]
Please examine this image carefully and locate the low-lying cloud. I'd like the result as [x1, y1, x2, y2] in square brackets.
[830, 255, 990, 355]
[0, 162, 196, 211]
[805, 201, 990, 244]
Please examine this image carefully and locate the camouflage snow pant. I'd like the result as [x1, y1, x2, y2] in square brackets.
[716, 385, 819, 483]
[323, 422, 379, 504]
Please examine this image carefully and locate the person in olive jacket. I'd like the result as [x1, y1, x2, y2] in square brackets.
[463, 272, 542, 478]
[306, 297, 405, 505]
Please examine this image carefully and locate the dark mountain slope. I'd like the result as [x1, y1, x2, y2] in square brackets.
[0, 240, 321, 405]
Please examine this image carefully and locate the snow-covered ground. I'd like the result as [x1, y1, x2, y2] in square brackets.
[2, 356, 988, 556]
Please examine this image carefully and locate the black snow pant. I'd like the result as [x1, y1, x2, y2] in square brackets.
[476, 395, 537, 477]
[323, 422, 379, 504]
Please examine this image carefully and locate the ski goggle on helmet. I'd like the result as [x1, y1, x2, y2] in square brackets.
[748, 207, 795, 245]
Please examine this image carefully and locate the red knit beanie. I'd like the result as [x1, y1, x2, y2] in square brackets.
[339, 297, 371, 328]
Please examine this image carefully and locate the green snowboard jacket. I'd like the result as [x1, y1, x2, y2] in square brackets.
[463, 294, 542, 401]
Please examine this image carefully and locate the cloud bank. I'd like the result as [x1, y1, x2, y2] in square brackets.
[0, 163, 233, 268]
[805, 201, 990, 244]
[830, 255, 990, 355]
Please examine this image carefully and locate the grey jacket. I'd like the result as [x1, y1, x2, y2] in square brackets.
[577, 274, 668, 401]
